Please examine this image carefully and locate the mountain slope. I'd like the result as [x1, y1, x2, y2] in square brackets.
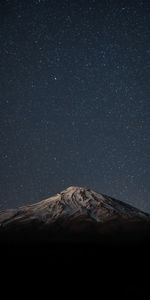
[0, 186, 150, 243]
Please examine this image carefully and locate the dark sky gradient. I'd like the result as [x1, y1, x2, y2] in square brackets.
[0, 0, 149, 211]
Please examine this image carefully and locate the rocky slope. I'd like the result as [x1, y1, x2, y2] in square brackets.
[0, 186, 150, 243]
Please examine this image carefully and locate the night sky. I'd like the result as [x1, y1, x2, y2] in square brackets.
[0, 0, 149, 211]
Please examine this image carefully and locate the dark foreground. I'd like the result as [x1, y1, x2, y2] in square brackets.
[0, 235, 149, 298]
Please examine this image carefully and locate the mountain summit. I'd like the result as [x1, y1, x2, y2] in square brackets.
[0, 186, 150, 243]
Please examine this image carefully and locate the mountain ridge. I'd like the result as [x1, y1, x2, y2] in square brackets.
[0, 186, 149, 244]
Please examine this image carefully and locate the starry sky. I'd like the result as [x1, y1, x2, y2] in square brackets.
[0, 0, 149, 211]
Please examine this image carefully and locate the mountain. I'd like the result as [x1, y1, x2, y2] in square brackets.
[0, 186, 149, 297]
[0, 186, 150, 244]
